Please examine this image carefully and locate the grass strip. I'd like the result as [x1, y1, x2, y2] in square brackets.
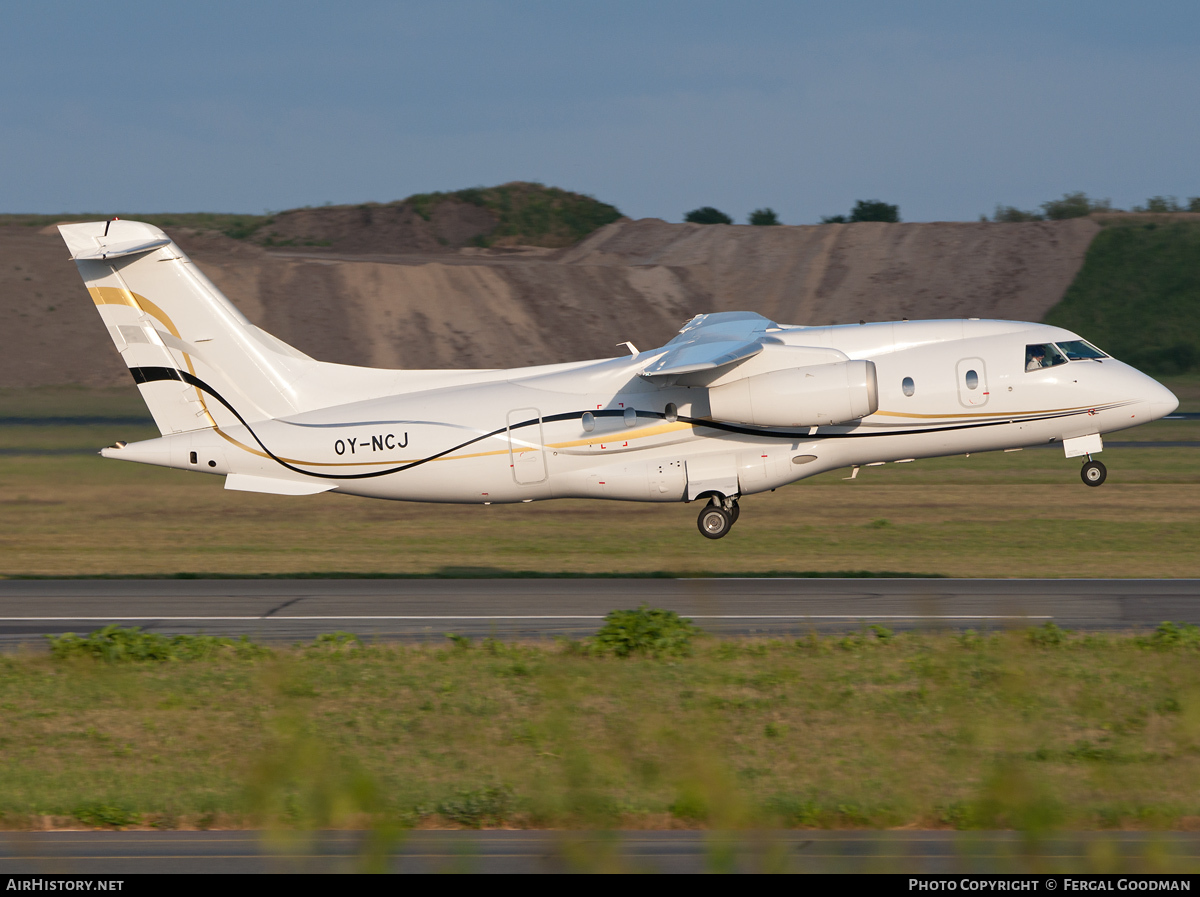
[3, 448, 1199, 577]
[1, 570, 944, 580]
[3, 623, 1200, 835]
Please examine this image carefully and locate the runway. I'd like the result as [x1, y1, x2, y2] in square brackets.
[1, 830, 1197, 873]
[0, 578, 1197, 644]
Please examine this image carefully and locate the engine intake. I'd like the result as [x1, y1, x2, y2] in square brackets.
[707, 359, 878, 427]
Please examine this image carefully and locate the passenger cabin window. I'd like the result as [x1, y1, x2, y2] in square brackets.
[1025, 343, 1068, 371]
[624, 407, 637, 426]
[664, 402, 678, 422]
[582, 412, 595, 432]
[1056, 340, 1108, 361]
[965, 369, 979, 390]
[902, 377, 915, 397]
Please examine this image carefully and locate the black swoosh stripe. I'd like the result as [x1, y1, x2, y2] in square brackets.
[131, 366, 491, 480]
[130, 366, 185, 385]
[127, 366, 1115, 481]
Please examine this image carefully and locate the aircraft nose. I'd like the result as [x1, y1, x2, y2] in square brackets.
[1143, 376, 1179, 421]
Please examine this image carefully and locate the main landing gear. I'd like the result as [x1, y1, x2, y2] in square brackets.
[1081, 458, 1107, 487]
[697, 495, 740, 540]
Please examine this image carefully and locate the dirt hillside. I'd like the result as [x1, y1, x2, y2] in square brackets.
[0, 216, 1100, 388]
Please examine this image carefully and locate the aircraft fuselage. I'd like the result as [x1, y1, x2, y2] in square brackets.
[109, 317, 1177, 504]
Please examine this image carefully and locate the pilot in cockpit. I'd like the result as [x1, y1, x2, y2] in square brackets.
[1026, 345, 1047, 371]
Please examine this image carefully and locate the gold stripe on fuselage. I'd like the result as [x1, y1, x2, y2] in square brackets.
[872, 404, 1111, 420]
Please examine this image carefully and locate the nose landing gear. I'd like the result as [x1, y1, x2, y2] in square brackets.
[697, 495, 740, 539]
[1081, 458, 1107, 487]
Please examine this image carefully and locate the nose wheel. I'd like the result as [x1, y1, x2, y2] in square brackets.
[1081, 459, 1107, 487]
[697, 497, 739, 539]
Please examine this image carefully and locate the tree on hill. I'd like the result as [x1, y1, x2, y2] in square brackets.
[1135, 196, 1183, 213]
[403, 182, 622, 247]
[1132, 195, 1200, 213]
[990, 192, 1200, 221]
[850, 200, 900, 223]
[820, 200, 900, 224]
[685, 207, 733, 225]
[748, 208, 780, 226]
[992, 205, 1044, 222]
[1041, 192, 1111, 220]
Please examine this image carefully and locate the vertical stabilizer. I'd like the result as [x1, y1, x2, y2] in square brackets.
[60, 220, 315, 435]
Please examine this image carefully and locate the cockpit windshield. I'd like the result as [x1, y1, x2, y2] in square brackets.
[1025, 343, 1068, 371]
[1056, 340, 1108, 360]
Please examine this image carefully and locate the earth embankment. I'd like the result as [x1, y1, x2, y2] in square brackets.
[0, 217, 1100, 387]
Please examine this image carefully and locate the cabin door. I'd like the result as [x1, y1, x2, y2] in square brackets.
[956, 358, 989, 408]
[507, 408, 547, 485]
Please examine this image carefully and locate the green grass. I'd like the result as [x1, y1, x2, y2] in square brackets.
[0, 424, 159, 451]
[1045, 220, 1200, 375]
[1105, 419, 1200, 441]
[1, 395, 1196, 578]
[4, 626, 1200, 839]
[0, 441, 1197, 578]
[1157, 374, 1200, 413]
[0, 385, 151, 420]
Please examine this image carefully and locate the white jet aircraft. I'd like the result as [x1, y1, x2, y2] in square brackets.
[61, 220, 1180, 539]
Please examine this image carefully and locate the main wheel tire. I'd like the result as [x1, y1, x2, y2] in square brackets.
[1081, 459, 1107, 487]
[728, 502, 741, 525]
[698, 505, 733, 539]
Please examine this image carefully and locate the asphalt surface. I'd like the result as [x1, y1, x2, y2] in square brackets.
[0, 830, 1197, 873]
[0, 578, 1197, 645]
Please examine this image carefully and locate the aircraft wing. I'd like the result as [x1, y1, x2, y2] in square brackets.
[640, 311, 779, 379]
[640, 338, 765, 377]
[639, 312, 850, 380]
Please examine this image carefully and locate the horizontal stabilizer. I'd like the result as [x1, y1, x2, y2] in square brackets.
[224, 474, 335, 496]
[68, 236, 172, 261]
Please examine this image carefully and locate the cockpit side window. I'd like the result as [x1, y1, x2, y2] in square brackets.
[1025, 343, 1068, 371]
[1056, 340, 1108, 360]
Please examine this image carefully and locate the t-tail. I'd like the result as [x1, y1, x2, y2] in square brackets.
[60, 220, 320, 436]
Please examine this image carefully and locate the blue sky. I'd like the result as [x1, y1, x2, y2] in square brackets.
[2, 1, 1198, 222]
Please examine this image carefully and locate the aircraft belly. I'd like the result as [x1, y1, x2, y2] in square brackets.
[548, 440, 796, 501]
[333, 455, 548, 503]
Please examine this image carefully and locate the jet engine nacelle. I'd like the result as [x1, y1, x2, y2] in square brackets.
[707, 359, 879, 427]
